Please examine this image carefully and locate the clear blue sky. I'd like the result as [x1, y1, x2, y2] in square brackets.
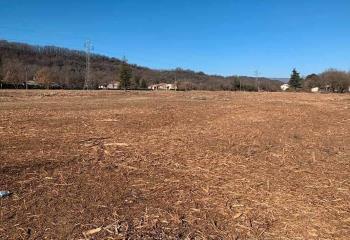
[0, 0, 349, 77]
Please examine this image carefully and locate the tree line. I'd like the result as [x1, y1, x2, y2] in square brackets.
[288, 68, 350, 93]
[0, 40, 284, 91]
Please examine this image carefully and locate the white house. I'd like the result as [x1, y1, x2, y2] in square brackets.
[280, 84, 290, 91]
[107, 82, 120, 89]
[99, 81, 120, 90]
[148, 83, 177, 91]
[311, 87, 320, 93]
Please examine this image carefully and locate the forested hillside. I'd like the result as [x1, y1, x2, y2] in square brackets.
[0, 40, 282, 90]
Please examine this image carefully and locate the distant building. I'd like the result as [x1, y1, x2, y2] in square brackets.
[311, 87, 320, 93]
[107, 82, 120, 89]
[25, 80, 61, 89]
[50, 83, 62, 89]
[25, 80, 40, 89]
[148, 83, 177, 91]
[99, 81, 120, 90]
[280, 84, 290, 91]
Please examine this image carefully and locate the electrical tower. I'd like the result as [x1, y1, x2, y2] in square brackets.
[84, 40, 93, 90]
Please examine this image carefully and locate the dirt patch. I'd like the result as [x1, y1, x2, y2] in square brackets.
[0, 90, 349, 239]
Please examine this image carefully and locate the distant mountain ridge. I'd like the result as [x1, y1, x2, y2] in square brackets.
[270, 78, 289, 83]
[0, 40, 283, 91]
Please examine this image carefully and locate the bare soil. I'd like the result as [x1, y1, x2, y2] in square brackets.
[0, 90, 349, 239]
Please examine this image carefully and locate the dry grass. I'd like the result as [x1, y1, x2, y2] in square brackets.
[0, 90, 349, 239]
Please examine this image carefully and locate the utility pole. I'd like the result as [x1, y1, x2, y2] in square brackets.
[174, 70, 178, 91]
[239, 77, 242, 91]
[25, 66, 28, 90]
[254, 70, 260, 92]
[84, 40, 93, 90]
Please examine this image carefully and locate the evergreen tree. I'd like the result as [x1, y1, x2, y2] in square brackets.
[140, 79, 148, 89]
[289, 68, 302, 90]
[119, 58, 132, 90]
[133, 75, 141, 89]
[230, 76, 240, 91]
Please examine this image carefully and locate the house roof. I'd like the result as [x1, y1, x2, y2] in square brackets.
[151, 83, 168, 87]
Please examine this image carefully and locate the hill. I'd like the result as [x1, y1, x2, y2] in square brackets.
[270, 78, 289, 83]
[0, 40, 283, 91]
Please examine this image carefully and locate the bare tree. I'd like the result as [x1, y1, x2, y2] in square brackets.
[3, 60, 23, 88]
[320, 69, 350, 93]
[35, 67, 53, 89]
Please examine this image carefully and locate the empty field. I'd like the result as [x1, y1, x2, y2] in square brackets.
[0, 90, 349, 239]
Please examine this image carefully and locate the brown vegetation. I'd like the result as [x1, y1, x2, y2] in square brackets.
[0, 90, 349, 239]
[34, 67, 55, 89]
[0, 40, 282, 91]
[304, 70, 350, 93]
